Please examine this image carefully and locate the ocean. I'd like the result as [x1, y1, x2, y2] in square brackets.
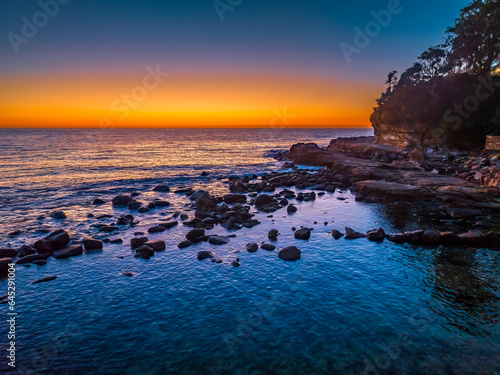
[0, 128, 499, 374]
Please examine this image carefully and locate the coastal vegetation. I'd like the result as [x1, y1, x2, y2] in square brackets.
[371, 0, 500, 149]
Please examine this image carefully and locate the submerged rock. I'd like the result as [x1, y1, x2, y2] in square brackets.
[32, 275, 57, 284]
[153, 185, 170, 192]
[112, 195, 132, 206]
[278, 246, 301, 261]
[52, 244, 83, 260]
[197, 251, 214, 260]
[16, 253, 49, 265]
[208, 236, 230, 245]
[51, 211, 67, 220]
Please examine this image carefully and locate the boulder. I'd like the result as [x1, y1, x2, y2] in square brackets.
[131, 237, 148, 249]
[195, 192, 216, 211]
[159, 221, 179, 229]
[34, 229, 70, 254]
[268, 229, 280, 241]
[278, 246, 301, 261]
[386, 233, 406, 244]
[231, 260, 241, 267]
[16, 253, 49, 265]
[197, 251, 214, 260]
[148, 226, 166, 234]
[345, 227, 365, 240]
[145, 241, 166, 251]
[439, 231, 461, 245]
[245, 243, 258, 253]
[404, 230, 424, 243]
[287, 204, 297, 214]
[261, 244, 276, 251]
[366, 228, 385, 242]
[294, 228, 311, 240]
[0, 258, 13, 278]
[208, 236, 230, 245]
[331, 229, 344, 239]
[0, 249, 18, 258]
[52, 245, 83, 260]
[254, 194, 274, 208]
[82, 239, 103, 251]
[223, 195, 247, 204]
[92, 198, 106, 205]
[51, 211, 67, 220]
[153, 185, 170, 192]
[18, 245, 36, 257]
[112, 195, 132, 206]
[458, 230, 488, 247]
[186, 228, 205, 242]
[178, 240, 193, 249]
[420, 230, 442, 245]
[135, 245, 155, 258]
[128, 201, 142, 210]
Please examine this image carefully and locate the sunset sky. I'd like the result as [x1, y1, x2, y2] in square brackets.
[0, 0, 469, 128]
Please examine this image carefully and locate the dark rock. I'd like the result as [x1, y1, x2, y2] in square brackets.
[231, 260, 241, 267]
[366, 228, 385, 242]
[110, 238, 123, 244]
[128, 201, 142, 210]
[148, 226, 166, 234]
[197, 251, 214, 260]
[331, 229, 344, 239]
[0, 258, 13, 278]
[439, 231, 461, 245]
[19, 245, 37, 257]
[223, 195, 247, 204]
[32, 260, 47, 266]
[34, 229, 70, 254]
[99, 225, 119, 233]
[194, 192, 217, 211]
[159, 221, 179, 229]
[278, 246, 301, 261]
[386, 233, 406, 244]
[294, 228, 311, 240]
[201, 171, 210, 176]
[404, 230, 424, 243]
[487, 232, 500, 247]
[0, 249, 18, 258]
[32, 275, 57, 284]
[112, 195, 132, 206]
[152, 199, 170, 207]
[420, 230, 442, 245]
[51, 211, 67, 220]
[287, 204, 298, 214]
[16, 253, 49, 265]
[261, 243, 276, 251]
[135, 245, 155, 258]
[208, 236, 230, 245]
[186, 228, 205, 242]
[245, 243, 258, 253]
[255, 194, 274, 208]
[458, 230, 488, 247]
[345, 227, 365, 240]
[82, 239, 103, 251]
[145, 241, 166, 251]
[153, 185, 170, 192]
[53, 245, 83, 260]
[268, 229, 280, 241]
[131, 237, 148, 249]
[93, 198, 106, 205]
[178, 240, 192, 249]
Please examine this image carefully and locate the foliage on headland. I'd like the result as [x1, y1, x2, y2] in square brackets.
[371, 0, 500, 149]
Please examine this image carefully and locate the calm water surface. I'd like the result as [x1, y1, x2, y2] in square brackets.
[0, 128, 499, 374]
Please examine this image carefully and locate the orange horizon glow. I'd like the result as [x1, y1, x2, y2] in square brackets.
[0, 70, 378, 128]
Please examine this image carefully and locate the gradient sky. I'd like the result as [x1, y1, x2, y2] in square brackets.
[0, 0, 470, 127]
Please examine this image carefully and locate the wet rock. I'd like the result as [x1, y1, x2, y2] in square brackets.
[386, 233, 406, 244]
[93, 198, 106, 205]
[208, 236, 230, 245]
[255, 194, 274, 208]
[345, 227, 365, 240]
[0, 258, 13, 278]
[34, 229, 70, 254]
[51, 211, 67, 220]
[99, 225, 119, 233]
[19, 245, 37, 257]
[420, 230, 442, 245]
[245, 243, 258, 253]
[112, 195, 132, 206]
[148, 226, 166, 234]
[287, 204, 297, 214]
[145, 240, 166, 251]
[197, 250, 214, 260]
[178, 240, 192, 249]
[366, 228, 385, 242]
[404, 230, 424, 243]
[135, 245, 155, 258]
[261, 243, 276, 251]
[153, 185, 170, 192]
[117, 215, 134, 225]
[53, 244, 83, 260]
[32, 275, 57, 284]
[278, 246, 301, 261]
[82, 239, 103, 251]
[439, 231, 461, 245]
[159, 221, 178, 229]
[128, 201, 142, 210]
[186, 228, 205, 242]
[223, 195, 247, 204]
[294, 228, 311, 240]
[331, 229, 344, 239]
[32, 260, 47, 266]
[0, 249, 18, 258]
[131, 237, 148, 249]
[458, 230, 488, 247]
[16, 253, 49, 265]
[110, 238, 123, 244]
[231, 260, 241, 267]
[229, 179, 248, 193]
[268, 229, 280, 241]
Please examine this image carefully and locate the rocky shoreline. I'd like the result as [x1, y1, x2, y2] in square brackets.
[1, 136, 500, 279]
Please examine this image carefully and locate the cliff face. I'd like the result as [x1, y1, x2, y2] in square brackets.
[372, 122, 430, 150]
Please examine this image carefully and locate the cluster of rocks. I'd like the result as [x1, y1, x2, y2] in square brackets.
[457, 155, 500, 189]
